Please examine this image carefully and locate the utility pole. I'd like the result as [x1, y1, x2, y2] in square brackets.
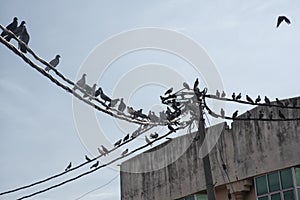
[197, 96, 216, 200]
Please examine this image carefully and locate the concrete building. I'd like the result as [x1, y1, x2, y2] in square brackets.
[120, 97, 300, 200]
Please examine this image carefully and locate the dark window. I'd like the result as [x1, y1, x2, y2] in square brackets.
[295, 168, 300, 187]
[283, 190, 294, 200]
[269, 172, 281, 192]
[257, 176, 268, 195]
[271, 193, 281, 200]
[281, 169, 294, 189]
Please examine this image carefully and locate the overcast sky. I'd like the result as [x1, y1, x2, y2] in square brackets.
[1, 1, 300, 200]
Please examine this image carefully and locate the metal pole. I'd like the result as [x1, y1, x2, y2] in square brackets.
[197, 99, 216, 200]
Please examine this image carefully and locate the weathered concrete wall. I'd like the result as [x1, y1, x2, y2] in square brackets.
[121, 97, 300, 200]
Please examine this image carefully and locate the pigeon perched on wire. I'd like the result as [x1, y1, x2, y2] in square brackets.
[45, 55, 60, 72]
[121, 149, 128, 156]
[276, 98, 284, 107]
[164, 88, 173, 95]
[168, 125, 176, 132]
[264, 96, 271, 106]
[1, 17, 18, 37]
[97, 147, 106, 156]
[5, 20, 25, 42]
[101, 145, 109, 155]
[123, 133, 130, 142]
[246, 95, 254, 104]
[18, 25, 30, 53]
[108, 98, 119, 107]
[232, 92, 236, 100]
[65, 162, 72, 171]
[85, 155, 91, 162]
[114, 139, 122, 147]
[216, 90, 220, 98]
[90, 161, 99, 169]
[183, 82, 190, 90]
[150, 132, 159, 139]
[83, 84, 97, 99]
[232, 110, 238, 119]
[276, 16, 291, 28]
[145, 136, 152, 146]
[255, 95, 261, 104]
[73, 74, 87, 91]
[220, 108, 225, 118]
[278, 110, 285, 119]
[236, 93, 242, 100]
[96, 88, 111, 103]
[118, 98, 126, 112]
[221, 91, 226, 98]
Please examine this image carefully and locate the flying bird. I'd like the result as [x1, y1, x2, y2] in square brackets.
[259, 110, 264, 119]
[255, 95, 261, 104]
[121, 149, 128, 156]
[5, 20, 25, 41]
[65, 162, 72, 171]
[278, 110, 285, 119]
[220, 108, 225, 118]
[1, 17, 18, 37]
[150, 132, 159, 139]
[164, 87, 173, 95]
[123, 133, 130, 142]
[264, 96, 271, 106]
[118, 98, 126, 112]
[114, 139, 122, 147]
[45, 55, 60, 72]
[73, 74, 87, 91]
[90, 161, 99, 169]
[276, 16, 291, 28]
[216, 90, 220, 98]
[85, 155, 91, 162]
[183, 82, 190, 90]
[276, 98, 284, 107]
[145, 136, 152, 146]
[18, 26, 30, 53]
[221, 91, 226, 98]
[232, 110, 238, 119]
[236, 93, 242, 100]
[246, 95, 254, 104]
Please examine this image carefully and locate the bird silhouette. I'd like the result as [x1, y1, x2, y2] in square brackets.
[221, 91, 226, 98]
[145, 136, 152, 146]
[96, 88, 111, 103]
[90, 161, 99, 169]
[114, 139, 122, 147]
[118, 98, 126, 112]
[83, 84, 97, 99]
[85, 155, 91, 162]
[264, 96, 271, 106]
[168, 125, 176, 132]
[148, 111, 160, 122]
[246, 95, 254, 104]
[259, 110, 264, 119]
[18, 26, 30, 53]
[101, 145, 109, 155]
[278, 110, 285, 119]
[269, 111, 273, 119]
[276, 98, 284, 107]
[164, 88, 173, 95]
[246, 111, 251, 119]
[232, 92, 236, 100]
[236, 93, 242, 100]
[45, 55, 60, 71]
[255, 95, 261, 104]
[232, 110, 238, 119]
[5, 20, 25, 42]
[121, 149, 128, 156]
[73, 74, 87, 91]
[276, 16, 291, 28]
[193, 78, 199, 90]
[183, 82, 190, 90]
[97, 147, 106, 156]
[220, 108, 225, 118]
[150, 132, 159, 139]
[216, 90, 220, 98]
[65, 162, 72, 171]
[123, 133, 130, 142]
[108, 98, 119, 107]
[1, 17, 18, 37]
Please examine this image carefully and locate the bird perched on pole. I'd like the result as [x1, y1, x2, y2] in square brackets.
[5, 20, 25, 42]
[276, 16, 291, 28]
[65, 162, 72, 171]
[73, 74, 87, 91]
[45, 55, 60, 72]
[1, 17, 18, 37]
[18, 25, 30, 53]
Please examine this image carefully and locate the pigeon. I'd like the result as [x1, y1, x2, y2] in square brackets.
[255, 95, 261, 104]
[276, 16, 291, 28]
[108, 98, 119, 107]
[193, 78, 199, 90]
[232, 110, 238, 119]
[168, 125, 176, 132]
[65, 162, 72, 171]
[183, 82, 190, 90]
[45, 55, 60, 72]
[96, 88, 111, 103]
[97, 147, 106, 156]
[276, 98, 284, 107]
[259, 111, 264, 119]
[221, 91, 226, 98]
[148, 111, 160, 122]
[1, 17, 18, 37]
[269, 111, 273, 119]
[73, 74, 87, 91]
[114, 139, 122, 147]
[83, 84, 97, 99]
[145, 136, 152, 146]
[85, 155, 91, 162]
[220, 108, 225, 118]
[150, 132, 159, 139]
[264, 96, 271, 106]
[90, 161, 99, 169]
[246, 95, 254, 104]
[246, 111, 251, 119]
[278, 110, 285, 119]
[121, 149, 128, 156]
[236, 93, 242, 100]
[118, 98, 126, 112]
[5, 20, 25, 42]
[216, 90, 220, 98]
[18, 26, 30, 53]
[164, 88, 173, 95]
[123, 133, 130, 142]
[232, 92, 236, 100]
[101, 145, 109, 155]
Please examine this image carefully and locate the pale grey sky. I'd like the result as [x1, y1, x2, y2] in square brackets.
[1, 0, 300, 199]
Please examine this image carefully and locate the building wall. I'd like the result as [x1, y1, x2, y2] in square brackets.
[121, 97, 300, 200]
